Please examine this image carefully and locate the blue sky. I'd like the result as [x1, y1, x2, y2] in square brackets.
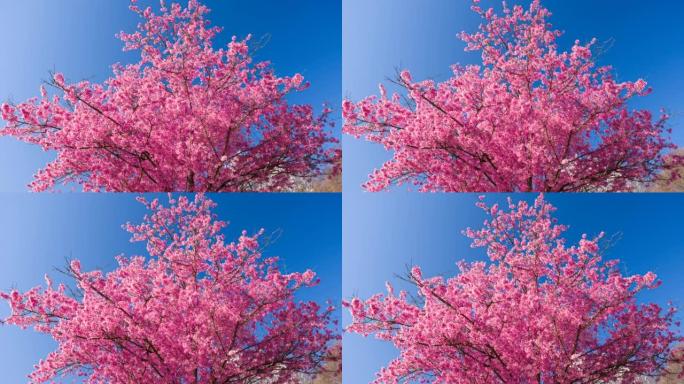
[343, 192, 684, 383]
[0, 0, 341, 191]
[0, 193, 341, 383]
[343, 0, 684, 191]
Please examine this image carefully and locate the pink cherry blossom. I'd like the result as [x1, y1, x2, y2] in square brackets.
[345, 195, 682, 383]
[343, 0, 682, 192]
[1, 0, 339, 192]
[2, 194, 338, 383]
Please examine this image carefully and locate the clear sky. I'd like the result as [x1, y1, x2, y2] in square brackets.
[343, 192, 684, 383]
[343, 0, 684, 192]
[0, 0, 341, 191]
[0, 192, 341, 383]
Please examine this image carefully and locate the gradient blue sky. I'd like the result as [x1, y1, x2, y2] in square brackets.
[0, 0, 341, 191]
[343, 0, 684, 191]
[343, 193, 684, 383]
[0, 193, 341, 383]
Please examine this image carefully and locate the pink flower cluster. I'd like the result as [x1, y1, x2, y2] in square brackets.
[2, 194, 338, 383]
[345, 195, 682, 383]
[1, 0, 339, 192]
[343, 0, 682, 192]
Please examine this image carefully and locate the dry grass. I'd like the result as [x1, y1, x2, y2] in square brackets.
[646, 148, 684, 192]
[289, 169, 342, 193]
[656, 344, 683, 383]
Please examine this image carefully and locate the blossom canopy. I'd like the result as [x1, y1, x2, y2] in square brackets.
[1, 0, 339, 192]
[2, 194, 338, 383]
[346, 195, 682, 383]
[343, 0, 682, 192]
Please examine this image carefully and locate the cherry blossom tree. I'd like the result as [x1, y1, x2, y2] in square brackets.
[0, 0, 339, 192]
[343, 0, 682, 192]
[1, 194, 338, 383]
[346, 195, 682, 383]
